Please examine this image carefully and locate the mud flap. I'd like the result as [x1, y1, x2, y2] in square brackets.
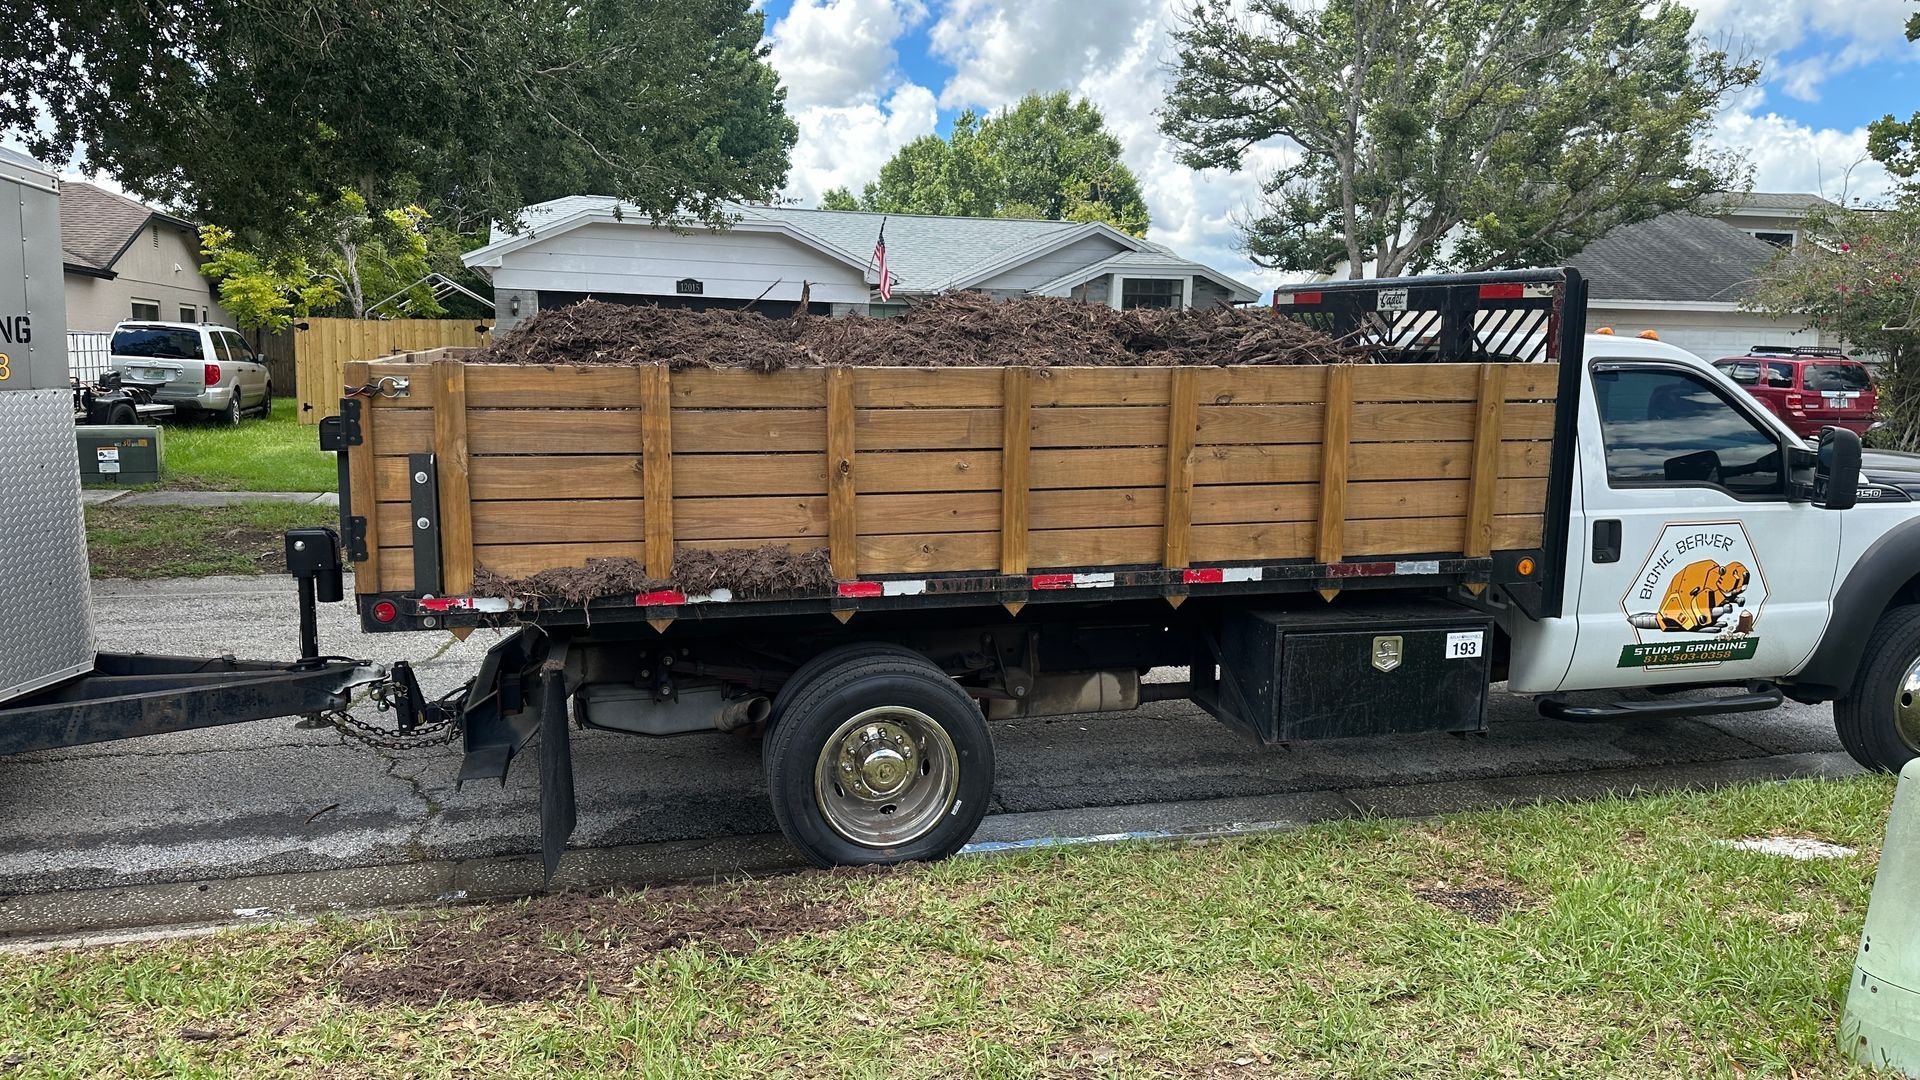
[536, 665, 576, 883]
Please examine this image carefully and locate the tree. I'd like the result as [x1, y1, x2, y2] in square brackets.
[1162, 0, 1758, 277]
[1866, 9, 1920, 180]
[5, 0, 797, 240]
[199, 227, 341, 332]
[826, 93, 1150, 235]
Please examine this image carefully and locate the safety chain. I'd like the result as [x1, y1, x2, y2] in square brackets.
[342, 375, 411, 400]
[318, 633, 467, 750]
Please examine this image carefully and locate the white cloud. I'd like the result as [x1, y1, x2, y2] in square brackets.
[927, 0, 1160, 111]
[782, 83, 939, 205]
[766, 0, 927, 109]
[1708, 107, 1896, 206]
[1680, 0, 1918, 101]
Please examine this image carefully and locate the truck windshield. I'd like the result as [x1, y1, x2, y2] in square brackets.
[110, 327, 201, 360]
[1803, 364, 1870, 393]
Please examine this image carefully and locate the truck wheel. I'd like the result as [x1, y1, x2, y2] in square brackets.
[765, 652, 993, 868]
[768, 641, 930, 726]
[1834, 604, 1920, 772]
[106, 402, 137, 426]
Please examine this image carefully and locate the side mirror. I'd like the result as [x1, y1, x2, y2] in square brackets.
[1815, 426, 1862, 510]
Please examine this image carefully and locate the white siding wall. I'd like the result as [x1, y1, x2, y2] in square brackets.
[973, 234, 1128, 292]
[490, 222, 868, 308]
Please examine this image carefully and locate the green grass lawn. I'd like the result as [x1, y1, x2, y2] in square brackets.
[84, 502, 339, 579]
[0, 776, 1897, 1078]
[160, 399, 336, 493]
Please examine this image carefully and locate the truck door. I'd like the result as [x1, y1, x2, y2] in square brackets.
[1558, 358, 1841, 690]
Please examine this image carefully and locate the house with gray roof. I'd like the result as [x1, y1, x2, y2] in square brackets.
[1566, 193, 1844, 360]
[60, 180, 226, 333]
[464, 197, 1260, 331]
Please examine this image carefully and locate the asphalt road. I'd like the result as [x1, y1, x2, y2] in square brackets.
[0, 575, 1857, 909]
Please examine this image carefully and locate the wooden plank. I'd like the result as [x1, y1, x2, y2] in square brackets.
[1348, 363, 1558, 402]
[1317, 365, 1352, 564]
[1029, 487, 1164, 530]
[1163, 368, 1197, 568]
[1191, 444, 1321, 486]
[674, 369, 826, 408]
[1031, 526, 1162, 568]
[1463, 364, 1507, 558]
[1191, 366, 1328, 405]
[673, 410, 823, 453]
[859, 408, 1004, 450]
[1183, 479, 1548, 527]
[1348, 402, 1553, 443]
[862, 492, 999, 535]
[676, 496, 824, 541]
[826, 368, 857, 580]
[857, 532, 997, 575]
[675, 454, 830, 496]
[1031, 368, 1172, 406]
[857, 450, 1001, 493]
[378, 455, 643, 501]
[381, 499, 644, 547]
[640, 367, 673, 578]
[1030, 406, 1168, 448]
[476, 542, 647, 579]
[1000, 368, 1031, 574]
[1194, 404, 1324, 445]
[431, 359, 475, 595]
[1192, 522, 1314, 563]
[1032, 447, 1167, 489]
[345, 361, 381, 593]
[853, 368, 1002, 408]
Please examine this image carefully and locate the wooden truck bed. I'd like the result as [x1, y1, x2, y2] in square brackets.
[344, 352, 1558, 612]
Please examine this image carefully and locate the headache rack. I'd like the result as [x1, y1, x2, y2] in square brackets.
[332, 267, 1587, 633]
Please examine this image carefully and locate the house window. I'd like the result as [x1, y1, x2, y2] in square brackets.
[129, 300, 161, 321]
[1120, 278, 1183, 310]
[1749, 230, 1795, 249]
[179, 305, 198, 323]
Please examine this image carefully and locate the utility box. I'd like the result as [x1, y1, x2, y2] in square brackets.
[0, 146, 96, 704]
[1843, 757, 1920, 1074]
[1194, 600, 1493, 744]
[77, 426, 164, 486]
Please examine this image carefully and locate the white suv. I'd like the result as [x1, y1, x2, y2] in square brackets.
[108, 321, 271, 424]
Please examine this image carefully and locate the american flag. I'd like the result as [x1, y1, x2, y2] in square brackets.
[873, 218, 891, 301]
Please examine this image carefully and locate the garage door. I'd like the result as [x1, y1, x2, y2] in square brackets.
[1649, 327, 1811, 362]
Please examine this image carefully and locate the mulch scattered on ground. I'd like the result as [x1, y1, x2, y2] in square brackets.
[473, 545, 834, 606]
[1412, 884, 1532, 924]
[335, 880, 861, 1005]
[468, 291, 1358, 370]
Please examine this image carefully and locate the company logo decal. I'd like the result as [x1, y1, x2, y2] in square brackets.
[1618, 522, 1765, 668]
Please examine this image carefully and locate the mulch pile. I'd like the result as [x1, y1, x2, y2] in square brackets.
[473, 546, 833, 607]
[468, 291, 1358, 370]
[335, 880, 859, 1005]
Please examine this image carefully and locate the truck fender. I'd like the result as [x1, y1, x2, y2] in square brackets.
[1789, 518, 1920, 701]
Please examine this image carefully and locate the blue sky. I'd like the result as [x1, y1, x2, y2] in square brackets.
[757, 0, 1920, 292]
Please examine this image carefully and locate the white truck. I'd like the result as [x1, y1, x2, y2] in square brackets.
[3, 141, 1913, 878]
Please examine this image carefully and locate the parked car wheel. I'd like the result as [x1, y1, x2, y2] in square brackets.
[221, 391, 243, 426]
[259, 379, 273, 415]
[1834, 604, 1920, 773]
[764, 650, 993, 868]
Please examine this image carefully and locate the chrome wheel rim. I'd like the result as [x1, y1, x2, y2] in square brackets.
[1897, 656, 1920, 753]
[813, 706, 958, 848]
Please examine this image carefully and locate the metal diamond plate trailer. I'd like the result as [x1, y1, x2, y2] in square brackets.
[0, 149, 381, 753]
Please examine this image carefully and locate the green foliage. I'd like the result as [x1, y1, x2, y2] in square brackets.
[1867, 9, 1920, 179]
[5, 0, 797, 241]
[1745, 196, 1920, 448]
[198, 225, 340, 332]
[830, 93, 1150, 236]
[1162, 0, 1758, 276]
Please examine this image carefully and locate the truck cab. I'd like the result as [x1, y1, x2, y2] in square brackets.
[1504, 331, 1919, 769]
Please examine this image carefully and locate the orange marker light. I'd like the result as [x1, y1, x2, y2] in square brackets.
[1595, 327, 1615, 335]
[1517, 556, 1536, 577]
[1638, 329, 1661, 340]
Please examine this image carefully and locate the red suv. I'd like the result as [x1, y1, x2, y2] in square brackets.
[1711, 346, 1878, 439]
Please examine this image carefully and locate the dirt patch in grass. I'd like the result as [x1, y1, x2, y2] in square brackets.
[468, 292, 1359, 371]
[1413, 883, 1532, 924]
[473, 545, 833, 606]
[85, 503, 337, 579]
[336, 881, 859, 1005]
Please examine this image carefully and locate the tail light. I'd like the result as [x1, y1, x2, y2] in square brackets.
[203, 363, 221, 386]
[1785, 392, 1805, 412]
[371, 600, 399, 624]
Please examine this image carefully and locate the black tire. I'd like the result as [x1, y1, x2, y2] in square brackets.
[259, 379, 273, 414]
[105, 402, 137, 426]
[1834, 604, 1920, 772]
[221, 392, 243, 426]
[768, 642, 931, 730]
[765, 652, 993, 868]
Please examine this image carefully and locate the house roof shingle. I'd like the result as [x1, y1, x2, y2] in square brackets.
[57, 180, 194, 275]
[1706, 191, 1838, 214]
[1566, 212, 1780, 304]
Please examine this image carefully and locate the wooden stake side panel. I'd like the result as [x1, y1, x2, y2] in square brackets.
[355, 360, 1558, 589]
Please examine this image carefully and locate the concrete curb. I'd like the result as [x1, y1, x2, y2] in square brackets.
[94, 490, 338, 508]
[0, 749, 1862, 945]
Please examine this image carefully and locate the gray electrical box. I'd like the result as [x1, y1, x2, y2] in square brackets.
[0, 146, 97, 703]
[77, 426, 165, 486]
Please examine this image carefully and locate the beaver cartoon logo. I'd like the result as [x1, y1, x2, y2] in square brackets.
[1618, 523, 1767, 668]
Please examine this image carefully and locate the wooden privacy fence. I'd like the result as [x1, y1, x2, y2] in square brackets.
[350, 351, 1559, 597]
[295, 319, 491, 424]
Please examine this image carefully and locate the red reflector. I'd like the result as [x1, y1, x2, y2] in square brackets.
[1289, 291, 1323, 305]
[1031, 574, 1074, 590]
[636, 589, 688, 606]
[837, 581, 883, 598]
[371, 600, 399, 624]
[1478, 283, 1525, 299]
[204, 363, 221, 386]
[1183, 568, 1224, 584]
